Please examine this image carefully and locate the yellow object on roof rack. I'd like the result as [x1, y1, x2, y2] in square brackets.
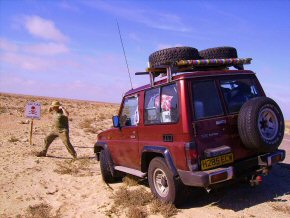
[146, 57, 252, 73]
[177, 57, 252, 67]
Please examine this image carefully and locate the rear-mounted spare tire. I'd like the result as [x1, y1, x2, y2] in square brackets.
[238, 97, 284, 153]
[149, 46, 199, 68]
[199, 46, 237, 59]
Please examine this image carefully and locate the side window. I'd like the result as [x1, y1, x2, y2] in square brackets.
[144, 84, 179, 124]
[120, 96, 139, 127]
[144, 88, 160, 124]
[160, 84, 179, 123]
[192, 81, 224, 120]
[220, 79, 260, 113]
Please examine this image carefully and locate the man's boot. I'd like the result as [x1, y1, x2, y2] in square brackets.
[72, 153, 77, 160]
[36, 150, 47, 157]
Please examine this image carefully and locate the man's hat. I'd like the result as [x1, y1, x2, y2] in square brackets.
[51, 100, 61, 107]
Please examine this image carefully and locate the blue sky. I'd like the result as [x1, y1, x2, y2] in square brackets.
[0, 0, 289, 118]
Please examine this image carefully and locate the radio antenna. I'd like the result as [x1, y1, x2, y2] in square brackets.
[116, 20, 133, 89]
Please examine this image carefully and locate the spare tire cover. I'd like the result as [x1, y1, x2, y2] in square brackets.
[149, 47, 199, 68]
[238, 97, 284, 153]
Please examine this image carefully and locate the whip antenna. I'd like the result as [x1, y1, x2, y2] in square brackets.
[116, 20, 133, 89]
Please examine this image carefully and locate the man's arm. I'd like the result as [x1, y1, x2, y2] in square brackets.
[59, 106, 69, 116]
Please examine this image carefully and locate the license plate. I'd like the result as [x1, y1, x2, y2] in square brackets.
[201, 153, 233, 170]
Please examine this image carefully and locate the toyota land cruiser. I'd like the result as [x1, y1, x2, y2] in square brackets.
[94, 47, 285, 205]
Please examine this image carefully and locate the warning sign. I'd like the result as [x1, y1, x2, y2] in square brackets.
[25, 102, 41, 119]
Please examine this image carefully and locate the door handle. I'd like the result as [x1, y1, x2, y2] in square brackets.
[216, 120, 226, 126]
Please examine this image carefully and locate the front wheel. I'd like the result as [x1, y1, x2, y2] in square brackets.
[100, 150, 115, 183]
[148, 157, 186, 205]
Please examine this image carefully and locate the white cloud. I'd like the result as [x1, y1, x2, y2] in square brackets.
[23, 42, 69, 56]
[156, 43, 184, 50]
[84, 1, 191, 32]
[0, 52, 52, 71]
[128, 33, 142, 42]
[59, 0, 80, 12]
[0, 38, 19, 52]
[24, 15, 68, 43]
[0, 38, 69, 56]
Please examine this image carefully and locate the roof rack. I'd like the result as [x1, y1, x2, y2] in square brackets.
[135, 57, 252, 87]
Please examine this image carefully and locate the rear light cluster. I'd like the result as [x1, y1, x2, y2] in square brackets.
[185, 142, 198, 171]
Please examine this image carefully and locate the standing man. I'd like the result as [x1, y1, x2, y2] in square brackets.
[37, 100, 77, 159]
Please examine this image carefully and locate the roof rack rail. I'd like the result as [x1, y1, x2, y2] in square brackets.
[135, 57, 252, 87]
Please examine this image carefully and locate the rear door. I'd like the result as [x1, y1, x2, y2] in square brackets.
[191, 80, 233, 170]
[218, 76, 262, 158]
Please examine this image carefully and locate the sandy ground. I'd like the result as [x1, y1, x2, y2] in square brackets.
[0, 93, 289, 218]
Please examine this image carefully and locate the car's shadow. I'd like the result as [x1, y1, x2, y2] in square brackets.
[180, 163, 290, 211]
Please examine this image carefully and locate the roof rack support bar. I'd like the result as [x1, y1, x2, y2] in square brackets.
[167, 66, 173, 83]
[149, 72, 154, 87]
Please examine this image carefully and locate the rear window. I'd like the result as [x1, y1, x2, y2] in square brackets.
[192, 81, 224, 120]
[220, 79, 260, 113]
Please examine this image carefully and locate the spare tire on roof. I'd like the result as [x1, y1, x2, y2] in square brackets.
[238, 97, 284, 153]
[149, 47, 199, 68]
[199, 46, 237, 59]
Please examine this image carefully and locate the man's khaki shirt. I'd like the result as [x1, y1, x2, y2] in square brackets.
[52, 110, 69, 131]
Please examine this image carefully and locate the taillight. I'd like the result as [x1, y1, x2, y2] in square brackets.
[185, 142, 198, 171]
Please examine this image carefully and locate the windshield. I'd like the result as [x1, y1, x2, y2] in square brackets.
[220, 79, 260, 113]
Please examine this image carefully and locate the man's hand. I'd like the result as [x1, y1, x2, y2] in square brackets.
[60, 106, 69, 116]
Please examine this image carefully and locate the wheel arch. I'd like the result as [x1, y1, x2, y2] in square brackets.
[94, 141, 116, 175]
[141, 146, 178, 176]
[94, 141, 109, 160]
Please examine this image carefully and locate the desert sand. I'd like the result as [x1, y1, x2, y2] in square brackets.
[0, 92, 289, 218]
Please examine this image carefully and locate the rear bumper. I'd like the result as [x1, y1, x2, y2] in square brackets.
[178, 149, 286, 187]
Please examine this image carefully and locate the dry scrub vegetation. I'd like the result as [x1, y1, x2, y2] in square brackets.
[106, 175, 179, 217]
[26, 203, 60, 218]
[54, 158, 94, 177]
[106, 185, 178, 218]
[269, 202, 290, 215]
[122, 175, 141, 186]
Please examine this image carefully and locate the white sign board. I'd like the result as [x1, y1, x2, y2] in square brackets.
[25, 102, 41, 119]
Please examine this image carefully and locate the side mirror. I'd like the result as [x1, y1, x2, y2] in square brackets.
[112, 116, 120, 128]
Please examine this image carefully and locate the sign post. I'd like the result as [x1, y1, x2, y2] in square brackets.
[25, 102, 41, 145]
[30, 119, 34, 145]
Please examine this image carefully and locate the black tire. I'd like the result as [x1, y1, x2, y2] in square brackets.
[199, 46, 237, 59]
[238, 97, 284, 152]
[149, 47, 199, 67]
[100, 150, 115, 183]
[148, 157, 186, 206]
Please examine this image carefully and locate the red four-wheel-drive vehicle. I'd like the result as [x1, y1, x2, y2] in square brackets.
[94, 47, 285, 205]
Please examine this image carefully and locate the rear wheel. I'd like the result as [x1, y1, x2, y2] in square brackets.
[148, 157, 186, 205]
[100, 150, 115, 183]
